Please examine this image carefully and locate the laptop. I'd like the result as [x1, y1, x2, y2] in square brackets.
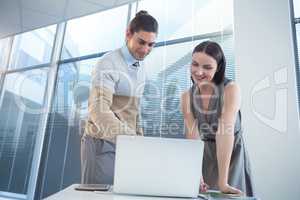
[113, 135, 204, 198]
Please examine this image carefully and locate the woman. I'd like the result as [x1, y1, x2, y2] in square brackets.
[181, 41, 254, 196]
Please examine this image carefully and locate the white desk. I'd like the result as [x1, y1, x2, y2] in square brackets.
[44, 184, 258, 200]
[44, 185, 198, 200]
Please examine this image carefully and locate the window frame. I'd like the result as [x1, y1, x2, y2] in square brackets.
[290, 0, 300, 114]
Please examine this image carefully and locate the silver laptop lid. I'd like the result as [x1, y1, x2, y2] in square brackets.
[113, 135, 203, 198]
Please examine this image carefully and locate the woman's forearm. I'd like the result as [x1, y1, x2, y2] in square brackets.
[216, 130, 234, 186]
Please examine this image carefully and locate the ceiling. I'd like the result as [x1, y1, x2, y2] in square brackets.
[0, 0, 137, 39]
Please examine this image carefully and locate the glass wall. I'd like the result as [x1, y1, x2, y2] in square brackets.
[8, 26, 56, 70]
[296, 23, 300, 82]
[296, 23, 300, 66]
[37, 59, 96, 198]
[138, 0, 233, 42]
[141, 35, 234, 137]
[294, 0, 300, 18]
[138, 0, 234, 137]
[0, 38, 10, 71]
[293, 0, 300, 111]
[0, 68, 49, 194]
[0, 25, 56, 199]
[62, 5, 128, 59]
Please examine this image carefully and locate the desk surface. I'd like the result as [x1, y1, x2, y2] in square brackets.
[44, 184, 258, 200]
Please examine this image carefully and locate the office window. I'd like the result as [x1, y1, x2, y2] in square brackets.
[8, 25, 56, 70]
[137, 0, 233, 42]
[0, 68, 48, 194]
[136, 0, 235, 137]
[141, 34, 235, 137]
[62, 5, 128, 59]
[295, 23, 300, 110]
[38, 59, 96, 198]
[293, 0, 300, 111]
[0, 38, 10, 71]
[296, 24, 300, 62]
[141, 41, 193, 137]
[52, 60, 95, 119]
[294, 0, 300, 18]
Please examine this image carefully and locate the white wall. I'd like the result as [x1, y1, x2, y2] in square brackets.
[234, 0, 300, 199]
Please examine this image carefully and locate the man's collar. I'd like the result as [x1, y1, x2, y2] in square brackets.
[121, 45, 139, 66]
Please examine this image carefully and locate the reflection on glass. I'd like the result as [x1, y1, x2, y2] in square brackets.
[137, 0, 233, 42]
[39, 59, 96, 197]
[8, 25, 56, 70]
[0, 68, 48, 194]
[0, 38, 10, 70]
[53, 59, 96, 118]
[294, 0, 300, 18]
[62, 5, 128, 59]
[141, 34, 234, 137]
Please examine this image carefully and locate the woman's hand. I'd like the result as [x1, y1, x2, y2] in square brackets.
[186, 132, 200, 140]
[199, 177, 209, 193]
[219, 183, 243, 195]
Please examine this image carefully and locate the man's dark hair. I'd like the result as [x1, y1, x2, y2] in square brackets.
[192, 41, 226, 85]
[129, 10, 158, 34]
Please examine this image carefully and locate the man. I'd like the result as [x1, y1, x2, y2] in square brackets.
[81, 10, 158, 184]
